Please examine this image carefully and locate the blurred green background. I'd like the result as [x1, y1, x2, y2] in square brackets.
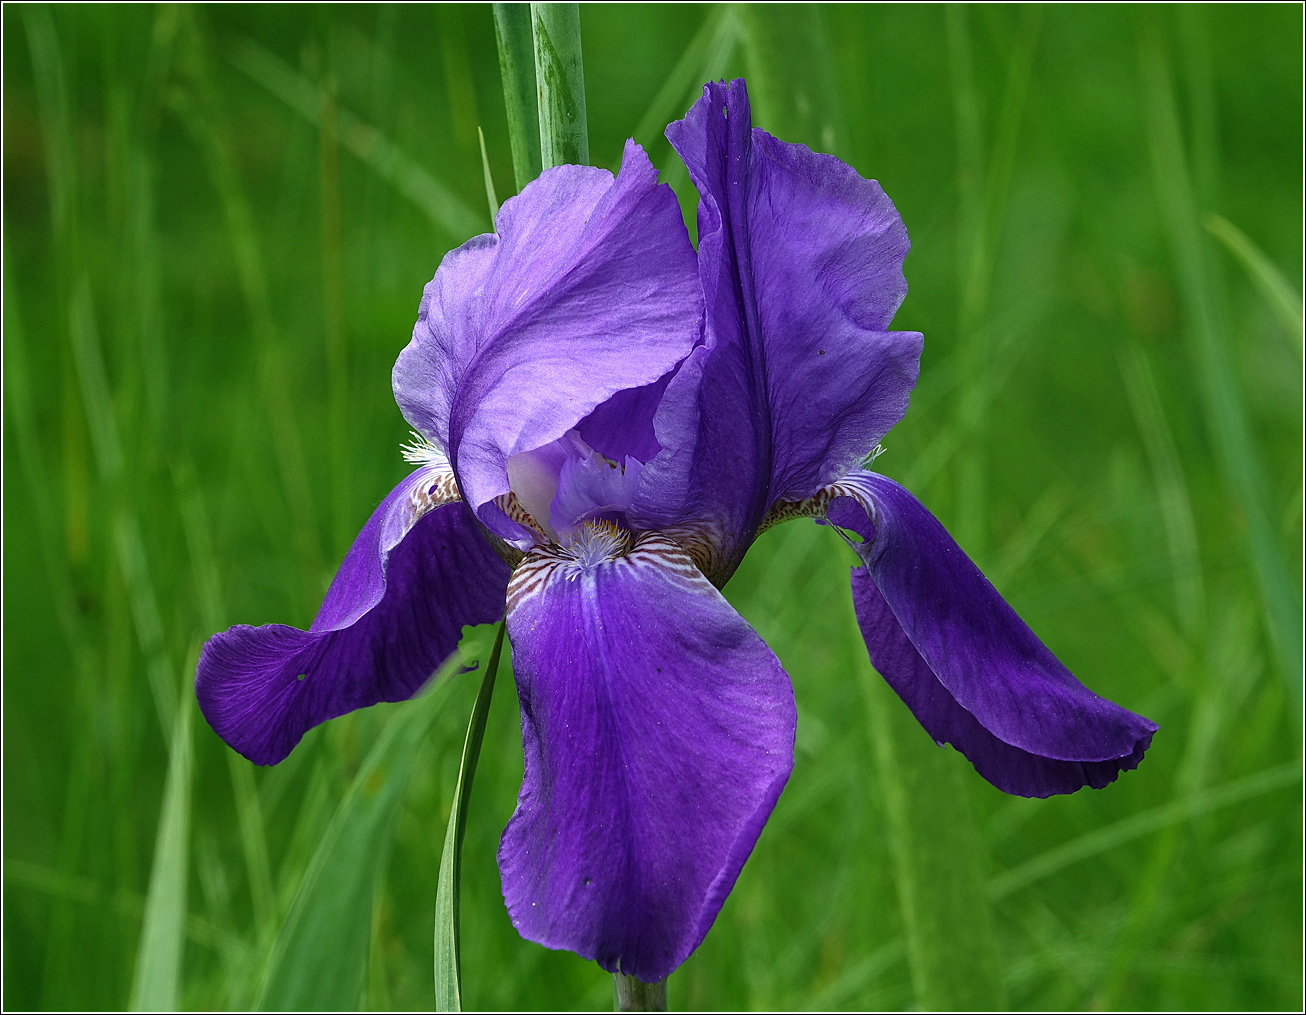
[3, 3, 1301, 1010]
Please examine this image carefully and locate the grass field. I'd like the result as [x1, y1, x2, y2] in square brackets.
[3, 4, 1302, 1010]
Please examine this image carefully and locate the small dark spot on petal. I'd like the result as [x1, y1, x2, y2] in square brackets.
[656, 667, 662, 673]
[584, 876, 592, 886]
[818, 349, 826, 355]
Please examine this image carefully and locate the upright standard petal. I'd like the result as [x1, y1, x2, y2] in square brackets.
[639, 79, 923, 580]
[826, 473, 1156, 796]
[499, 533, 796, 982]
[196, 468, 510, 765]
[392, 141, 701, 545]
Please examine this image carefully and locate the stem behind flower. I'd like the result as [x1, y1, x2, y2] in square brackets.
[531, 3, 589, 169]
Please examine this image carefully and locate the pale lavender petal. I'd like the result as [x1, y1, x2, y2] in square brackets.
[393, 141, 700, 544]
[499, 534, 795, 982]
[637, 79, 922, 579]
[196, 470, 510, 765]
[548, 452, 644, 536]
[505, 440, 573, 541]
[826, 474, 1156, 794]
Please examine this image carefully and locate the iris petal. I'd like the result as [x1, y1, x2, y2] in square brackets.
[393, 140, 701, 546]
[852, 571, 1151, 796]
[195, 468, 510, 765]
[637, 79, 922, 581]
[827, 474, 1156, 794]
[499, 533, 796, 982]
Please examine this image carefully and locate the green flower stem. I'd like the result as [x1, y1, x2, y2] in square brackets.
[493, 2, 542, 190]
[613, 973, 667, 1012]
[531, 3, 589, 169]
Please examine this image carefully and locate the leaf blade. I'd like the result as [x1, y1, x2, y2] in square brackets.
[255, 667, 461, 1011]
[860, 661, 1007, 1010]
[1204, 211, 1304, 350]
[631, 7, 735, 153]
[988, 762, 1303, 901]
[130, 648, 197, 1011]
[227, 37, 486, 240]
[1137, 18, 1303, 702]
[434, 622, 508, 1013]
[478, 126, 500, 223]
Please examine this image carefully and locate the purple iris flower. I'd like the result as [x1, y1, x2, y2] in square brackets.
[197, 79, 1156, 983]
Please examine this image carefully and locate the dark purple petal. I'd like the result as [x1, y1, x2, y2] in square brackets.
[312, 466, 453, 632]
[828, 473, 1156, 795]
[499, 534, 795, 982]
[852, 571, 1150, 796]
[575, 370, 675, 465]
[638, 79, 922, 577]
[196, 470, 510, 766]
[393, 141, 700, 544]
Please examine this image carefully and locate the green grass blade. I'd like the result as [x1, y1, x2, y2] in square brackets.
[493, 2, 542, 190]
[256, 673, 460, 1011]
[1137, 18, 1303, 702]
[478, 126, 500, 223]
[807, 940, 907, 1012]
[23, 1, 93, 579]
[227, 37, 486, 240]
[948, 5, 1040, 556]
[67, 277, 123, 482]
[69, 277, 179, 740]
[988, 762, 1302, 901]
[1120, 343, 1206, 636]
[318, 68, 352, 560]
[175, 462, 276, 934]
[2, 245, 88, 660]
[434, 622, 507, 1013]
[861, 661, 1006, 1009]
[6, 858, 242, 958]
[632, 7, 735, 152]
[1205, 211, 1304, 351]
[17, 18, 100, 1002]
[170, 20, 326, 602]
[740, 3, 845, 155]
[637, 4, 738, 213]
[130, 648, 197, 1011]
[531, 3, 589, 169]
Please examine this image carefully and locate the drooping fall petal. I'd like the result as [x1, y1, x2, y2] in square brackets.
[196, 468, 509, 765]
[498, 533, 795, 981]
[827, 475, 1156, 796]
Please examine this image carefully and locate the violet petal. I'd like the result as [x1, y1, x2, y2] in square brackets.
[392, 141, 700, 544]
[638, 79, 922, 575]
[499, 534, 796, 981]
[828, 475, 1156, 793]
[852, 570, 1151, 797]
[196, 470, 510, 765]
